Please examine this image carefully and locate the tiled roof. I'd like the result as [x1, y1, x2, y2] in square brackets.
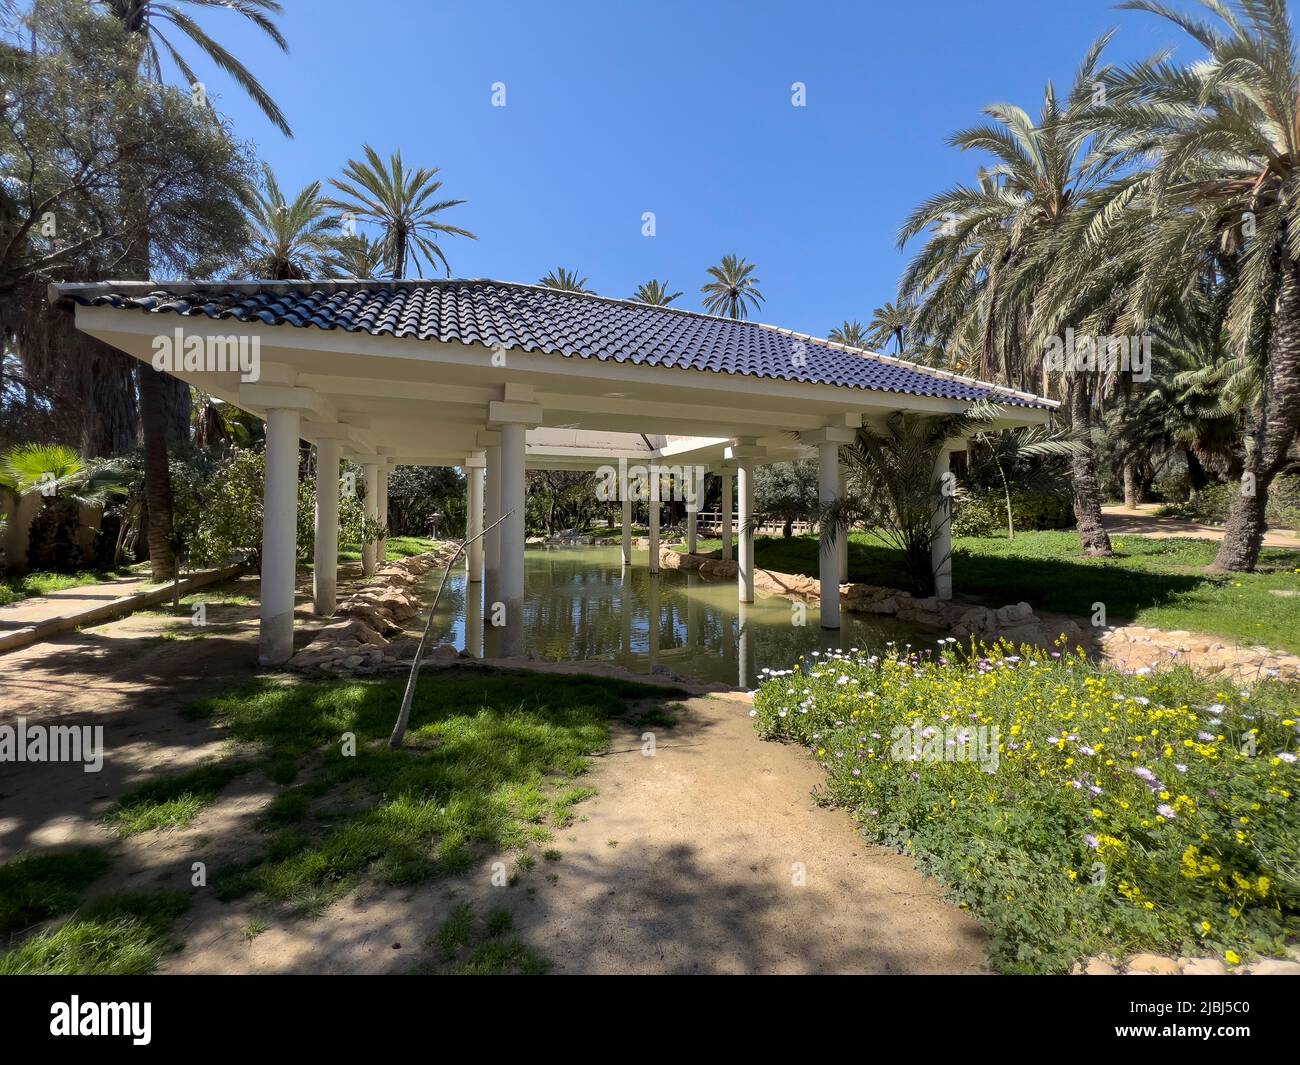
[55, 279, 1055, 410]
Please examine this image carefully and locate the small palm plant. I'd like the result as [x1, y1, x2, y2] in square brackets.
[631, 279, 681, 306]
[241, 166, 340, 280]
[329, 234, 388, 280]
[327, 146, 476, 279]
[701, 255, 764, 319]
[0, 443, 126, 505]
[539, 267, 591, 293]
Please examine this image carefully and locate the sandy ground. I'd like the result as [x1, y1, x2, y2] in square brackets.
[0, 572, 988, 975]
[1101, 503, 1300, 548]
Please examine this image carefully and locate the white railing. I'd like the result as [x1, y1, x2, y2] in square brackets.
[693, 509, 819, 537]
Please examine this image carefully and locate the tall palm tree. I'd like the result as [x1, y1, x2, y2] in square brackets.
[898, 36, 1119, 556]
[98, 0, 291, 135]
[539, 267, 591, 293]
[327, 147, 476, 280]
[631, 279, 681, 306]
[701, 255, 764, 320]
[1079, 0, 1300, 572]
[241, 166, 340, 280]
[828, 320, 869, 348]
[866, 302, 912, 354]
[99, 0, 293, 580]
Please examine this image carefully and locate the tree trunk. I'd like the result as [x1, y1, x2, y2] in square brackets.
[1213, 253, 1300, 572]
[1185, 448, 1209, 496]
[1066, 372, 1114, 556]
[1122, 461, 1138, 509]
[137, 363, 177, 580]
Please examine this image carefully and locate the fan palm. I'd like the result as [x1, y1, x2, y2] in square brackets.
[898, 35, 1120, 556]
[0, 443, 126, 505]
[329, 234, 388, 280]
[1075, 0, 1300, 571]
[327, 146, 476, 280]
[539, 267, 591, 293]
[828, 321, 869, 348]
[97, 0, 291, 135]
[701, 255, 764, 320]
[866, 302, 912, 354]
[241, 166, 340, 280]
[631, 279, 681, 305]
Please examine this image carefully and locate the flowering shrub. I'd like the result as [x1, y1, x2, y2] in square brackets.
[753, 641, 1299, 973]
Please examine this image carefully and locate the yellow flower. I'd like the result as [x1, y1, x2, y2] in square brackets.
[1225, 950, 1241, 965]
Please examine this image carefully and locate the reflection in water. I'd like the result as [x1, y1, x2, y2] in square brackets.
[421, 545, 927, 686]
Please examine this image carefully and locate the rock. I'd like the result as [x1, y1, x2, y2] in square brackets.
[1179, 958, 1228, 975]
[698, 558, 739, 579]
[1244, 959, 1300, 976]
[1126, 953, 1181, 975]
[995, 601, 1034, 624]
[341, 655, 364, 668]
[1083, 958, 1118, 975]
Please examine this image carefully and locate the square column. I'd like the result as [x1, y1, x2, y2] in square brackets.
[621, 494, 632, 566]
[484, 442, 501, 602]
[932, 445, 954, 600]
[737, 459, 754, 603]
[721, 470, 734, 561]
[687, 509, 697, 554]
[498, 420, 528, 656]
[648, 476, 660, 574]
[312, 437, 341, 616]
[260, 407, 301, 664]
[361, 462, 379, 576]
[465, 451, 485, 583]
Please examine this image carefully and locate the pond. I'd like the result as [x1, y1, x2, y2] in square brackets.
[421, 544, 928, 687]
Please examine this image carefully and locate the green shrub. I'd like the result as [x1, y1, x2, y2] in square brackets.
[953, 491, 1074, 538]
[753, 642, 1299, 972]
[1158, 474, 1300, 530]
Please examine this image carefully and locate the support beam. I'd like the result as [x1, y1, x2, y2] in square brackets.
[313, 437, 341, 616]
[484, 444, 501, 604]
[620, 494, 632, 566]
[737, 459, 754, 603]
[817, 440, 841, 629]
[361, 463, 379, 576]
[498, 420, 527, 656]
[260, 407, 301, 665]
[721, 471, 734, 561]
[687, 508, 697, 554]
[377, 462, 389, 564]
[648, 477, 660, 574]
[931, 445, 954, 600]
[465, 452, 485, 583]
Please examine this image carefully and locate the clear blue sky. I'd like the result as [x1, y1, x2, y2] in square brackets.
[195, 0, 1201, 337]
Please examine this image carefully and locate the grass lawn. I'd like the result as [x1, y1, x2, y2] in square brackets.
[0, 566, 138, 606]
[0, 668, 678, 974]
[338, 535, 438, 564]
[682, 531, 1300, 654]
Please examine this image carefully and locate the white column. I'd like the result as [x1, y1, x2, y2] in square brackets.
[648, 487, 660, 574]
[721, 471, 734, 561]
[260, 407, 300, 665]
[687, 509, 697, 554]
[361, 463, 379, 576]
[312, 437, 340, 616]
[499, 421, 527, 655]
[818, 441, 841, 629]
[377, 463, 389, 564]
[837, 465, 849, 582]
[737, 459, 754, 603]
[484, 443, 501, 602]
[620, 494, 632, 566]
[932, 445, 954, 601]
[466, 453, 484, 583]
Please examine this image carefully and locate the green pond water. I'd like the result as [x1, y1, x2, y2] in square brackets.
[423, 545, 928, 687]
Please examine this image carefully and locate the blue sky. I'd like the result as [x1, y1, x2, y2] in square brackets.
[195, 0, 1204, 337]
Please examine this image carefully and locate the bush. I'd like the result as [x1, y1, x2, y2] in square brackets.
[952, 491, 1074, 538]
[1158, 474, 1300, 530]
[753, 642, 1299, 972]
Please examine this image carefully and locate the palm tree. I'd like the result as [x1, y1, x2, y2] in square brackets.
[898, 36, 1119, 556]
[866, 302, 912, 354]
[631, 279, 681, 306]
[98, 0, 291, 135]
[329, 234, 388, 280]
[99, 0, 292, 580]
[241, 166, 340, 280]
[701, 255, 764, 320]
[327, 147, 476, 279]
[828, 321, 869, 348]
[1079, 0, 1300, 572]
[0, 443, 125, 505]
[539, 267, 591, 293]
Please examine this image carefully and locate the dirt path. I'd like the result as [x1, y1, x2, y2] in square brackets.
[1, 576, 988, 975]
[1101, 503, 1300, 548]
